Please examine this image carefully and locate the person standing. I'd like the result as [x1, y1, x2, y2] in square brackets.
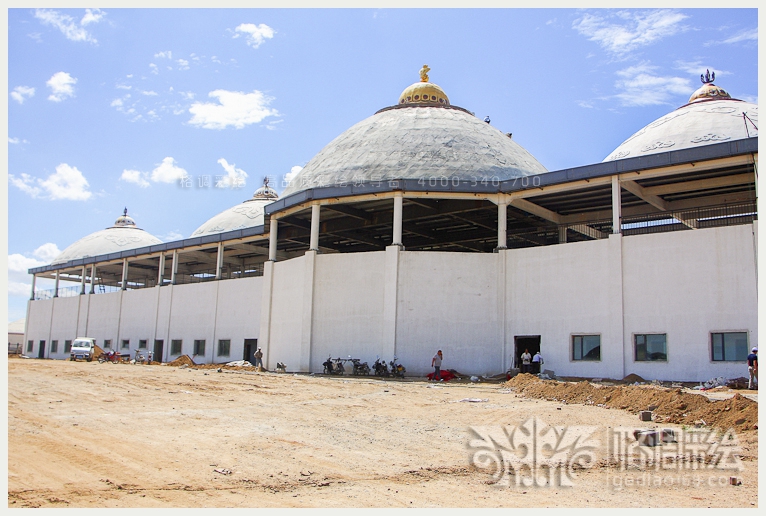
[254, 347, 264, 369]
[747, 347, 758, 389]
[532, 351, 543, 374]
[521, 349, 532, 374]
[431, 350, 443, 381]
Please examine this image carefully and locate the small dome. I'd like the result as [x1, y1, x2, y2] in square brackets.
[398, 64, 450, 105]
[52, 209, 162, 265]
[191, 179, 279, 237]
[604, 74, 757, 162]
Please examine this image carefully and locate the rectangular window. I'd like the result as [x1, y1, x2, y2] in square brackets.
[139, 339, 147, 349]
[711, 332, 749, 361]
[572, 335, 601, 361]
[64, 340, 72, 353]
[635, 334, 667, 362]
[51, 340, 58, 353]
[193, 339, 206, 356]
[170, 339, 183, 355]
[218, 339, 231, 357]
[104, 339, 112, 349]
[121, 339, 130, 349]
[27, 340, 33, 352]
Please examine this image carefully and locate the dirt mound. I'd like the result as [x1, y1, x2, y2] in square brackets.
[167, 355, 196, 367]
[93, 345, 105, 358]
[621, 373, 645, 383]
[504, 375, 758, 432]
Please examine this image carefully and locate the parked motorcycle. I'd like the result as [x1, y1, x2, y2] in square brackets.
[373, 357, 389, 377]
[323, 356, 335, 374]
[389, 356, 406, 378]
[323, 356, 346, 375]
[98, 350, 123, 363]
[351, 358, 370, 376]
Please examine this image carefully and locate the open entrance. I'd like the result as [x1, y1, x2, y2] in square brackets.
[244, 339, 258, 365]
[38, 340, 46, 359]
[514, 335, 541, 373]
[153, 340, 164, 363]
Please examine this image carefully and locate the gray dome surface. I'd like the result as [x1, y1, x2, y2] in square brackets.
[282, 105, 548, 197]
[604, 99, 758, 162]
[52, 227, 162, 265]
[191, 198, 271, 237]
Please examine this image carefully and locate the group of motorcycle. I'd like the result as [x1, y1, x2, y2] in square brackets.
[99, 349, 153, 364]
[322, 355, 406, 378]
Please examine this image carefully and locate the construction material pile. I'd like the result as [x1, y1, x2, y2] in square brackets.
[505, 374, 758, 432]
[167, 355, 196, 367]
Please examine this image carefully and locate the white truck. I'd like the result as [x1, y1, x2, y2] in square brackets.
[70, 337, 97, 362]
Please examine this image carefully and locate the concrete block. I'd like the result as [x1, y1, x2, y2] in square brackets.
[639, 411, 653, 421]
[661, 428, 676, 443]
[637, 430, 660, 447]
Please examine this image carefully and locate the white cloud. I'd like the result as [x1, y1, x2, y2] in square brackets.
[284, 165, 303, 184]
[158, 231, 183, 242]
[573, 10, 688, 54]
[9, 137, 29, 145]
[11, 86, 35, 104]
[110, 98, 123, 107]
[34, 8, 105, 44]
[614, 63, 691, 107]
[177, 59, 190, 70]
[33, 243, 62, 262]
[47, 71, 77, 102]
[674, 60, 728, 78]
[120, 169, 151, 188]
[116, 83, 132, 90]
[39, 163, 92, 200]
[722, 28, 757, 45]
[188, 89, 278, 130]
[233, 23, 275, 49]
[151, 157, 188, 184]
[142, 90, 158, 96]
[7, 281, 33, 296]
[155, 50, 172, 59]
[216, 158, 248, 188]
[8, 254, 47, 272]
[8, 173, 42, 198]
[149, 63, 159, 75]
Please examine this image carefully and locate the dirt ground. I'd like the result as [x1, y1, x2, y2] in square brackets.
[7, 358, 758, 508]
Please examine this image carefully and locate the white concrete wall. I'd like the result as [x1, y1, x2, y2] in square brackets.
[81, 291, 123, 351]
[266, 255, 306, 369]
[396, 251, 503, 376]
[505, 236, 625, 380]
[165, 282, 219, 362]
[116, 287, 159, 357]
[213, 276, 263, 363]
[622, 224, 758, 382]
[311, 251, 386, 372]
[47, 296, 81, 359]
[24, 298, 53, 357]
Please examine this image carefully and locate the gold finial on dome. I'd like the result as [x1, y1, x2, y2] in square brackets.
[113, 207, 136, 227]
[688, 70, 732, 103]
[253, 176, 279, 200]
[419, 64, 430, 82]
[398, 65, 450, 106]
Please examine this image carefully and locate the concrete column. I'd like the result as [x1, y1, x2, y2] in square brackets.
[496, 199, 508, 250]
[559, 226, 568, 244]
[171, 250, 179, 285]
[30, 274, 36, 300]
[259, 260, 276, 369]
[53, 270, 60, 298]
[215, 242, 224, 280]
[80, 266, 87, 294]
[300, 251, 317, 371]
[392, 193, 403, 246]
[309, 203, 320, 252]
[89, 265, 97, 294]
[382, 245, 401, 361]
[157, 253, 166, 286]
[121, 258, 129, 290]
[269, 218, 278, 261]
[612, 175, 622, 234]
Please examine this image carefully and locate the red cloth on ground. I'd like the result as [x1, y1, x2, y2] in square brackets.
[427, 370, 456, 382]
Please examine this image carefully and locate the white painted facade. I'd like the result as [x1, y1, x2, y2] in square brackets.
[28, 223, 754, 382]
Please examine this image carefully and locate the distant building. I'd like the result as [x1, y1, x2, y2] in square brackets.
[24, 68, 758, 381]
[8, 319, 25, 354]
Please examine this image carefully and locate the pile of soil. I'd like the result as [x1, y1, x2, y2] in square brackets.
[504, 374, 758, 432]
[167, 355, 196, 367]
[93, 345, 105, 358]
[621, 373, 645, 383]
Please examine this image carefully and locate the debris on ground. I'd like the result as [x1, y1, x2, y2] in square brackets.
[213, 468, 232, 475]
[225, 360, 253, 367]
[726, 377, 750, 390]
[167, 355, 196, 367]
[504, 374, 758, 431]
[427, 370, 456, 382]
[454, 398, 488, 403]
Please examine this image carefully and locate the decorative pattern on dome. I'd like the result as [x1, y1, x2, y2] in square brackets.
[398, 65, 450, 106]
[688, 70, 732, 103]
[113, 207, 137, 227]
[253, 177, 279, 200]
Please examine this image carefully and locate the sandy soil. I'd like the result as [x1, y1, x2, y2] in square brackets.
[7, 359, 758, 508]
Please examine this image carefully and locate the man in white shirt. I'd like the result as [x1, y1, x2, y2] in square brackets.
[431, 350, 443, 381]
[521, 349, 532, 374]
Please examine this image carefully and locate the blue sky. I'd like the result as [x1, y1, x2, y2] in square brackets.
[5, 8, 758, 322]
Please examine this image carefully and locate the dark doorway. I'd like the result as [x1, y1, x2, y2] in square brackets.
[38, 340, 46, 359]
[514, 335, 541, 372]
[153, 340, 164, 363]
[244, 339, 258, 365]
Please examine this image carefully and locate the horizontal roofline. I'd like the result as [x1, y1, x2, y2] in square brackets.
[30, 137, 757, 274]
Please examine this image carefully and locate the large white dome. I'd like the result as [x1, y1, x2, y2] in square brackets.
[52, 209, 162, 265]
[604, 75, 758, 162]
